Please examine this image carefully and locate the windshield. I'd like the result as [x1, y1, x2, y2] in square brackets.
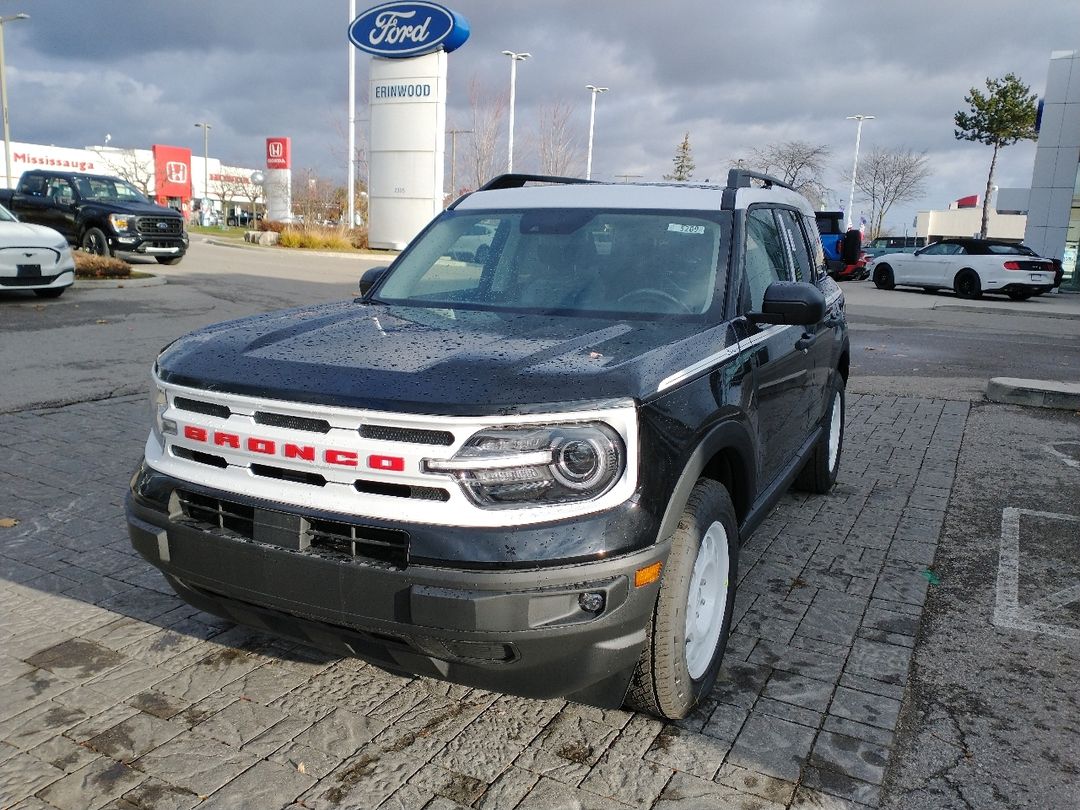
[0, 203, 16, 222]
[375, 208, 729, 318]
[75, 177, 149, 204]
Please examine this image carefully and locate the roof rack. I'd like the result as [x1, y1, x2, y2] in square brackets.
[725, 169, 796, 193]
[476, 173, 597, 192]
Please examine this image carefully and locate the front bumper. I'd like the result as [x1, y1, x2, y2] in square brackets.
[110, 233, 188, 256]
[126, 470, 667, 707]
[0, 267, 74, 291]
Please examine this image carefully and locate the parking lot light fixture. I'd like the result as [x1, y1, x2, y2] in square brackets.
[501, 51, 530, 173]
[845, 114, 874, 230]
[0, 12, 30, 190]
[194, 122, 212, 222]
[585, 85, 608, 181]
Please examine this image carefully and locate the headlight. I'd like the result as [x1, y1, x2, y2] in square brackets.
[149, 378, 175, 445]
[109, 213, 133, 232]
[423, 422, 625, 508]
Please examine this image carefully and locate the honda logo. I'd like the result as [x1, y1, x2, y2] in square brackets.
[165, 161, 188, 184]
[267, 142, 283, 159]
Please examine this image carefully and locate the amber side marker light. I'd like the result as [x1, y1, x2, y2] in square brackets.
[635, 561, 662, 587]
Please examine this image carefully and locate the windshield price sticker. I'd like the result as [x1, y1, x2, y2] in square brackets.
[667, 223, 705, 235]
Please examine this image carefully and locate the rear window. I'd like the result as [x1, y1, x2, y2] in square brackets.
[375, 208, 730, 319]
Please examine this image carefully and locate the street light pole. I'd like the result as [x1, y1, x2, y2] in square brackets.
[347, 0, 356, 228]
[845, 114, 874, 230]
[194, 122, 212, 223]
[0, 12, 29, 190]
[501, 50, 529, 173]
[447, 128, 472, 200]
[585, 84, 608, 181]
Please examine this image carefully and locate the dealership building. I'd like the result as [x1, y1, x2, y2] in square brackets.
[0, 140, 260, 221]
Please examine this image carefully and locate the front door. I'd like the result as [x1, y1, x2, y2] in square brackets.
[739, 207, 814, 486]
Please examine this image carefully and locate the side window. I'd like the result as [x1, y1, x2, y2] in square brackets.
[802, 214, 826, 279]
[744, 208, 790, 310]
[17, 174, 45, 196]
[47, 178, 74, 205]
[777, 209, 814, 282]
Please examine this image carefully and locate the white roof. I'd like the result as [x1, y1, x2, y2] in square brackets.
[455, 180, 814, 216]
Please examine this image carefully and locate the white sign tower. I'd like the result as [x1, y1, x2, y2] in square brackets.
[349, 3, 470, 250]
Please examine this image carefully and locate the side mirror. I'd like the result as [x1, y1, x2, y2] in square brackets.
[841, 229, 861, 265]
[358, 265, 389, 297]
[749, 281, 826, 326]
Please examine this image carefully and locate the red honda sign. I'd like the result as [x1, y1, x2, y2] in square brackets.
[266, 137, 291, 169]
[152, 144, 192, 198]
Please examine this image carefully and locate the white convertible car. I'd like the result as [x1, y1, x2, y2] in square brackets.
[868, 238, 1056, 300]
[0, 203, 75, 298]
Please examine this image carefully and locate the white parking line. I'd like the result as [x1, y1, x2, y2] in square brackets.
[1045, 441, 1080, 470]
[994, 507, 1080, 640]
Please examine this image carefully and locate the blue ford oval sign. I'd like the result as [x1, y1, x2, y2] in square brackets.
[349, 2, 470, 58]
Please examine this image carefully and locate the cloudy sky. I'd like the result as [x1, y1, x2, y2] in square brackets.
[5, 0, 1076, 232]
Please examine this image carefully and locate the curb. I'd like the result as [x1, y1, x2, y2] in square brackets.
[204, 238, 398, 261]
[75, 275, 166, 289]
[986, 377, 1080, 410]
[935, 303, 1080, 320]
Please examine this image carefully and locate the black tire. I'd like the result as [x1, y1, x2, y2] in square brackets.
[873, 264, 895, 290]
[80, 227, 111, 257]
[795, 376, 845, 494]
[1007, 290, 1032, 301]
[156, 256, 183, 266]
[33, 287, 66, 299]
[625, 479, 738, 720]
[954, 269, 982, 299]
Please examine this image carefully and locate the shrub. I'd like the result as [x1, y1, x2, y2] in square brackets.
[74, 252, 132, 279]
[258, 219, 288, 233]
[277, 230, 303, 248]
[277, 224, 357, 252]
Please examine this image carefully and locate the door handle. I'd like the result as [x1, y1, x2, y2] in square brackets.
[795, 331, 821, 352]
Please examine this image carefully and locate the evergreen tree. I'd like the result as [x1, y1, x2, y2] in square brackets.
[954, 73, 1038, 238]
[664, 132, 695, 182]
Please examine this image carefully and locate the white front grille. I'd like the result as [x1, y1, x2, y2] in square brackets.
[147, 379, 638, 528]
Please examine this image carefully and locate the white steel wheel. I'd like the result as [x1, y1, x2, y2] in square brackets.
[685, 520, 730, 680]
[794, 376, 845, 494]
[624, 479, 739, 720]
[827, 392, 842, 473]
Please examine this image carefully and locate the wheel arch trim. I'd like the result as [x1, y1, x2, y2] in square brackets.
[656, 418, 756, 543]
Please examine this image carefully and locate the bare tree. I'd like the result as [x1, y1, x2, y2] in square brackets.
[741, 141, 831, 207]
[292, 168, 339, 224]
[851, 147, 932, 239]
[330, 113, 370, 224]
[238, 177, 264, 224]
[210, 172, 248, 225]
[467, 77, 506, 189]
[536, 100, 581, 176]
[92, 148, 154, 195]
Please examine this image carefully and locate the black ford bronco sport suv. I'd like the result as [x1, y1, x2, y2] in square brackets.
[127, 170, 853, 720]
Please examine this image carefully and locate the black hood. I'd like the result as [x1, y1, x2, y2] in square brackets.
[157, 302, 721, 415]
[84, 199, 182, 217]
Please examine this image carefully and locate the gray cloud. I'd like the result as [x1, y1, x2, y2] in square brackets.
[3, 0, 1074, 232]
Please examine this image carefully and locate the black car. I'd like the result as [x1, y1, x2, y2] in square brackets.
[0, 170, 188, 265]
[126, 171, 854, 719]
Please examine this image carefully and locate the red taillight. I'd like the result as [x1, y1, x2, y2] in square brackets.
[1003, 261, 1022, 270]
